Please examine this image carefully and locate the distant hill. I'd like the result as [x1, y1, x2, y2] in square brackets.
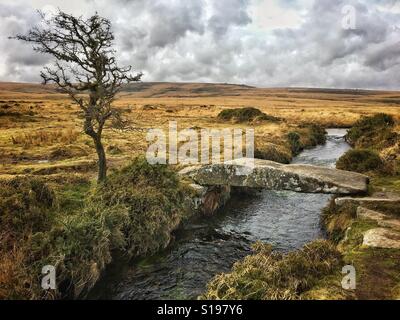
[122, 82, 256, 97]
[0, 81, 256, 97]
[0, 81, 396, 100]
[0, 82, 59, 94]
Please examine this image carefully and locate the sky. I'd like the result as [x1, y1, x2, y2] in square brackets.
[0, 0, 399, 89]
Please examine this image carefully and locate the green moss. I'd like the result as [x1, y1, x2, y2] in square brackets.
[311, 125, 327, 144]
[57, 182, 91, 214]
[339, 219, 379, 250]
[217, 107, 281, 123]
[369, 175, 400, 195]
[343, 113, 399, 177]
[254, 143, 292, 164]
[287, 125, 326, 157]
[44, 207, 116, 298]
[0, 176, 117, 299]
[86, 155, 189, 257]
[336, 149, 383, 173]
[321, 199, 357, 244]
[341, 245, 400, 300]
[0, 177, 58, 299]
[0, 157, 191, 299]
[320, 198, 400, 300]
[287, 131, 302, 155]
[200, 240, 342, 300]
[0, 177, 57, 236]
[347, 113, 395, 149]
[300, 123, 326, 148]
[301, 273, 355, 300]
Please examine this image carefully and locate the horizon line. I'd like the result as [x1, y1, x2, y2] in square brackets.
[0, 80, 398, 92]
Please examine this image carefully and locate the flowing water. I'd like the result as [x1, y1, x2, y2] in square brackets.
[89, 128, 350, 300]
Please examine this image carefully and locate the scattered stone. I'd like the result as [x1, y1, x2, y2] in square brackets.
[185, 184, 231, 215]
[202, 186, 231, 216]
[357, 207, 400, 231]
[379, 219, 400, 231]
[363, 228, 400, 249]
[335, 197, 400, 207]
[357, 207, 388, 221]
[189, 183, 208, 196]
[371, 191, 400, 200]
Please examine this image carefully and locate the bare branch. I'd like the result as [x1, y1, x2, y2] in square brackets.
[11, 10, 142, 182]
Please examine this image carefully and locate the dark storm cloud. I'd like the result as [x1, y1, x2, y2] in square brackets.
[147, 1, 205, 47]
[0, 3, 52, 81]
[97, 0, 207, 49]
[0, 0, 399, 89]
[364, 40, 400, 70]
[208, 0, 252, 37]
[246, 0, 400, 89]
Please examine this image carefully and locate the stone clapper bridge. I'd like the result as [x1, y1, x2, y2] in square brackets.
[181, 159, 400, 250]
[179, 158, 369, 214]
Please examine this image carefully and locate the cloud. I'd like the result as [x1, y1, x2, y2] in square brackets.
[0, 0, 399, 89]
[208, 0, 252, 37]
[0, 3, 52, 81]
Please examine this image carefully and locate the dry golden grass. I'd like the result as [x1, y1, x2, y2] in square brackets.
[1, 82, 399, 180]
[11, 129, 80, 147]
[0, 243, 29, 300]
[0, 82, 399, 300]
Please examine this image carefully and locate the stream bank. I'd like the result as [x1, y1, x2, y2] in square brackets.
[89, 129, 350, 300]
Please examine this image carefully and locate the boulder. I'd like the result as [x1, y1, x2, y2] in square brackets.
[363, 228, 400, 249]
[185, 183, 231, 216]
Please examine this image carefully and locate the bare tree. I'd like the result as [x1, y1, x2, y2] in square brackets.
[12, 11, 142, 182]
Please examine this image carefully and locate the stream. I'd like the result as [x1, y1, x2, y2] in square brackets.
[89, 128, 351, 300]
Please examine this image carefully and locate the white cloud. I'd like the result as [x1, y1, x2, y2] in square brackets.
[249, 0, 308, 31]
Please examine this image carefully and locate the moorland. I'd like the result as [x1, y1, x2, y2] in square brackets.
[1, 82, 399, 299]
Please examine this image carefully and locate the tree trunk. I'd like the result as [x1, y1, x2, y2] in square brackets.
[94, 136, 107, 182]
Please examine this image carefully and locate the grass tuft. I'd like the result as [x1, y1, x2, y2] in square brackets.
[346, 113, 396, 150]
[0, 157, 191, 299]
[336, 149, 383, 173]
[11, 129, 80, 147]
[86, 156, 189, 257]
[217, 107, 281, 123]
[200, 239, 341, 300]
